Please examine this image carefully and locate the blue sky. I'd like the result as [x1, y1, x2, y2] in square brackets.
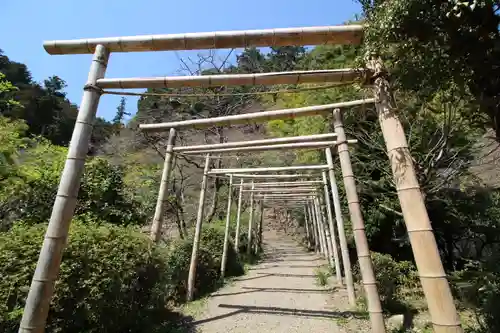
[1, 0, 360, 120]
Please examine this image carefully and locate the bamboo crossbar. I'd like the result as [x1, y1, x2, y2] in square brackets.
[229, 174, 319, 179]
[209, 165, 328, 174]
[178, 140, 357, 155]
[139, 99, 375, 131]
[242, 188, 318, 193]
[233, 181, 323, 187]
[174, 133, 338, 152]
[256, 193, 316, 198]
[44, 25, 364, 55]
[97, 69, 364, 89]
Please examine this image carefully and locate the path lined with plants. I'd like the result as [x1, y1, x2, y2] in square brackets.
[189, 231, 365, 333]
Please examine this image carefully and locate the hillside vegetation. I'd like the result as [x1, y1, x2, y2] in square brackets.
[1, 2, 500, 331]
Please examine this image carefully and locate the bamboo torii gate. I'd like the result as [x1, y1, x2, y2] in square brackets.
[21, 24, 461, 333]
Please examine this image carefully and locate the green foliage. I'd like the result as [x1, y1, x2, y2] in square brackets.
[0, 116, 27, 180]
[0, 222, 183, 333]
[314, 266, 331, 286]
[0, 140, 146, 228]
[163, 224, 244, 303]
[359, 0, 500, 139]
[353, 252, 419, 312]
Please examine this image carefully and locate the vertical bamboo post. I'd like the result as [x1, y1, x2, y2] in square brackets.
[326, 147, 355, 305]
[333, 108, 386, 332]
[246, 182, 255, 256]
[303, 205, 312, 249]
[318, 195, 334, 265]
[314, 196, 327, 257]
[18, 45, 109, 333]
[322, 171, 342, 284]
[367, 56, 462, 333]
[221, 175, 233, 278]
[234, 179, 244, 251]
[258, 200, 264, 251]
[187, 154, 211, 301]
[309, 201, 320, 253]
[150, 128, 177, 242]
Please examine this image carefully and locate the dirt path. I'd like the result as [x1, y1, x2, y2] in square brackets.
[190, 231, 365, 333]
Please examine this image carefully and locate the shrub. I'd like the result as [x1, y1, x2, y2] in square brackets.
[353, 252, 419, 311]
[163, 224, 244, 303]
[0, 222, 177, 333]
[0, 141, 146, 227]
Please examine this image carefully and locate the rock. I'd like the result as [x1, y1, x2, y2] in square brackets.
[387, 314, 405, 330]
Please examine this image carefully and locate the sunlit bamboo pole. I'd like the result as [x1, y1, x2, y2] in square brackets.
[314, 197, 327, 257]
[209, 165, 328, 175]
[44, 25, 364, 55]
[139, 99, 374, 131]
[234, 179, 244, 251]
[255, 193, 316, 198]
[19, 45, 109, 333]
[234, 181, 323, 187]
[303, 205, 312, 249]
[319, 195, 334, 264]
[176, 133, 338, 153]
[333, 108, 386, 333]
[230, 174, 319, 179]
[178, 140, 357, 155]
[150, 128, 177, 242]
[247, 182, 255, 256]
[187, 154, 211, 301]
[221, 175, 233, 278]
[326, 147, 355, 305]
[367, 56, 462, 333]
[308, 201, 320, 253]
[98, 69, 364, 89]
[322, 171, 342, 284]
[257, 201, 264, 251]
[243, 188, 318, 193]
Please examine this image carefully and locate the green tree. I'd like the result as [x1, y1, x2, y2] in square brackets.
[112, 97, 130, 130]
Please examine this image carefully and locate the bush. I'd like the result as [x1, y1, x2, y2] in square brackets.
[0, 222, 178, 333]
[0, 142, 146, 228]
[353, 252, 419, 312]
[163, 224, 244, 303]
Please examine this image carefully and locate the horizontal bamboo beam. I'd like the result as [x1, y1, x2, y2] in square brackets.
[175, 133, 338, 152]
[44, 25, 364, 55]
[209, 165, 328, 175]
[242, 188, 318, 193]
[179, 140, 356, 155]
[256, 193, 316, 198]
[139, 99, 375, 131]
[233, 181, 323, 187]
[229, 174, 319, 179]
[97, 69, 364, 89]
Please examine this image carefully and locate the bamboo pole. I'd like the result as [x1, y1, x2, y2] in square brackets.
[234, 181, 323, 187]
[230, 174, 319, 179]
[150, 128, 177, 242]
[44, 25, 364, 55]
[314, 197, 327, 257]
[309, 201, 320, 253]
[187, 154, 211, 301]
[178, 140, 357, 155]
[247, 182, 255, 256]
[221, 175, 233, 278]
[243, 188, 318, 193]
[139, 99, 375, 131]
[326, 147, 355, 305]
[367, 57, 462, 333]
[175, 133, 338, 152]
[304, 205, 312, 249]
[319, 195, 334, 265]
[18, 45, 109, 333]
[255, 193, 316, 198]
[209, 165, 328, 174]
[98, 69, 364, 89]
[234, 179, 244, 251]
[257, 201, 264, 252]
[322, 171, 342, 284]
[333, 108, 386, 332]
